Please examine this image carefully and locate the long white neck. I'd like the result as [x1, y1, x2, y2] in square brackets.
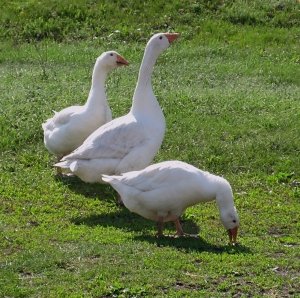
[85, 63, 108, 110]
[215, 183, 236, 213]
[130, 46, 161, 117]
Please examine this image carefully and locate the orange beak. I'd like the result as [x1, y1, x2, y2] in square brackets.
[116, 55, 129, 66]
[228, 226, 238, 245]
[164, 33, 180, 44]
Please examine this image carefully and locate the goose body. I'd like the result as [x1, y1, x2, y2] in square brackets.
[55, 33, 179, 182]
[102, 160, 239, 244]
[42, 51, 128, 158]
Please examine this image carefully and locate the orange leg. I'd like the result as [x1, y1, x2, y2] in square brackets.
[174, 218, 185, 237]
[175, 218, 199, 238]
[156, 217, 164, 237]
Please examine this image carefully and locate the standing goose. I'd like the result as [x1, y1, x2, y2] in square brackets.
[42, 51, 128, 159]
[102, 161, 239, 245]
[55, 33, 179, 182]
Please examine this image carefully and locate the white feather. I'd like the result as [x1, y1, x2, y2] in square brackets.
[55, 33, 177, 183]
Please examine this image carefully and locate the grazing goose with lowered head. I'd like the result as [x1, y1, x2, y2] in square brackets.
[42, 51, 128, 159]
[102, 160, 240, 245]
[55, 33, 179, 182]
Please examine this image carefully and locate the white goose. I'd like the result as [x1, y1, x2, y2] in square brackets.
[102, 161, 240, 245]
[55, 33, 179, 182]
[42, 51, 128, 159]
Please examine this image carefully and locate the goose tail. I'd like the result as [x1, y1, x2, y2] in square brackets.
[54, 160, 78, 172]
[102, 174, 126, 194]
[102, 174, 121, 185]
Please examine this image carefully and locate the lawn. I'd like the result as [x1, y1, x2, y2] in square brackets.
[0, 1, 300, 297]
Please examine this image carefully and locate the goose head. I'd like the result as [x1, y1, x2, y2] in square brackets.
[145, 32, 180, 57]
[220, 208, 240, 245]
[96, 51, 129, 72]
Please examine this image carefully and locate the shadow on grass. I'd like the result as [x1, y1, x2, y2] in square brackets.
[134, 234, 251, 254]
[72, 208, 251, 254]
[54, 173, 116, 201]
[72, 207, 164, 232]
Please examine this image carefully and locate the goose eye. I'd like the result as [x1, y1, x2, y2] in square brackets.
[159, 36, 163, 40]
[110, 53, 113, 56]
[233, 220, 236, 223]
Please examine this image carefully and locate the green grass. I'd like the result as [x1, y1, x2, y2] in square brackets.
[1, 0, 299, 42]
[1, 1, 300, 297]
